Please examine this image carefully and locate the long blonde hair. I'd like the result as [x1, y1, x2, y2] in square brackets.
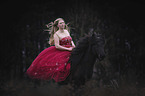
[46, 18, 70, 45]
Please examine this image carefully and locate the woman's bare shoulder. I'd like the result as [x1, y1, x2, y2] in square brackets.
[64, 29, 70, 35]
[54, 30, 60, 35]
[54, 31, 59, 38]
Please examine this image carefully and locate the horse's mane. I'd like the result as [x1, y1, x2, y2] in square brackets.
[66, 33, 105, 86]
[72, 35, 90, 55]
[69, 35, 91, 74]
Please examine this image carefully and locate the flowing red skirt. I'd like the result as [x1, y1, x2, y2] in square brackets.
[26, 46, 71, 82]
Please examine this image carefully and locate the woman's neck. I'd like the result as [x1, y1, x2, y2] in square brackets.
[59, 29, 64, 33]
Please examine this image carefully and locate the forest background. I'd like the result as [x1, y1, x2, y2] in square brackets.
[0, 0, 145, 96]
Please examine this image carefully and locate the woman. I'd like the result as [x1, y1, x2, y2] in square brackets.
[26, 18, 75, 82]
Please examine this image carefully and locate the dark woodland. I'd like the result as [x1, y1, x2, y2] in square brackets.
[0, 0, 145, 96]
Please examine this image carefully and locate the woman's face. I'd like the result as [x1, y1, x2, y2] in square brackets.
[57, 20, 65, 29]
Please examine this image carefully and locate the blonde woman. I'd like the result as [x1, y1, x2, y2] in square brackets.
[26, 18, 75, 82]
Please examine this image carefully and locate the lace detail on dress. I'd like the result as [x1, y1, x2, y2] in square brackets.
[59, 36, 72, 47]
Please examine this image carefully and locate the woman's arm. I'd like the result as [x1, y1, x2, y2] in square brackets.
[71, 41, 75, 48]
[54, 33, 73, 51]
[65, 30, 76, 48]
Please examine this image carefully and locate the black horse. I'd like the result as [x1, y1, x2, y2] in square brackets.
[59, 32, 105, 86]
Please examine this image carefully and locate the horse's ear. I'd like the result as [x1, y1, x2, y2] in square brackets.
[92, 32, 97, 37]
[88, 31, 93, 36]
[92, 32, 94, 37]
[89, 28, 94, 36]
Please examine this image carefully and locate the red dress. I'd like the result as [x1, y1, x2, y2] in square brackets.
[26, 36, 72, 82]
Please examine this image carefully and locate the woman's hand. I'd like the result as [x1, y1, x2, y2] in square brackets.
[68, 47, 74, 51]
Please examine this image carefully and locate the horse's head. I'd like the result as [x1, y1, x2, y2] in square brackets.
[90, 33, 105, 61]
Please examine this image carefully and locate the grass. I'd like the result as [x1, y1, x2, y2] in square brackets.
[0, 79, 145, 96]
